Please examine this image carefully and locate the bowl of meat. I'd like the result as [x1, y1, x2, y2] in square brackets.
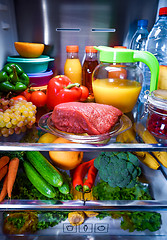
[38, 102, 132, 144]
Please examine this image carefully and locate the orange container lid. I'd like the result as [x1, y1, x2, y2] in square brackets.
[66, 45, 79, 52]
[85, 46, 98, 53]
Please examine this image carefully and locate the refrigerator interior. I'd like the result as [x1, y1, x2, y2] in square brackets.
[0, 0, 167, 239]
[0, 0, 161, 72]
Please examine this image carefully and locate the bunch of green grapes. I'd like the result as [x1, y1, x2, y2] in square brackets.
[0, 98, 37, 137]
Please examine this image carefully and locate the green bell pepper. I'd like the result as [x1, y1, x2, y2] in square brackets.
[0, 63, 30, 93]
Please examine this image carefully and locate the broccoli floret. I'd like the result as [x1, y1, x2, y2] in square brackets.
[127, 152, 139, 167]
[94, 152, 141, 189]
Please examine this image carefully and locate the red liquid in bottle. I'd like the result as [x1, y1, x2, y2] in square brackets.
[82, 59, 99, 97]
[82, 46, 99, 101]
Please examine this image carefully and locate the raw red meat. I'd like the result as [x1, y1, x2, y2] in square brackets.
[51, 102, 123, 135]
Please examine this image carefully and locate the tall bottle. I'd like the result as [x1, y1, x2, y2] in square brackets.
[130, 19, 149, 51]
[82, 46, 99, 101]
[64, 45, 82, 84]
[130, 19, 149, 102]
[143, 7, 167, 101]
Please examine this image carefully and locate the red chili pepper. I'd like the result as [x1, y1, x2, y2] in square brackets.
[72, 158, 95, 192]
[83, 164, 98, 192]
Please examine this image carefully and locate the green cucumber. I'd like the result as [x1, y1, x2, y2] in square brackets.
[23, 160, 56, 198]
[25, 151, 63, 187]
[58, 180, 70, 195]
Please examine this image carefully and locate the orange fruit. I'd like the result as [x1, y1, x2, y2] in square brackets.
[14, 42, 44, 58]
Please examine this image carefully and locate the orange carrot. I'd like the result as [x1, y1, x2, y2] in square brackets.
[7, 157, 19, 198]
[0, 156, 10, 170]
[0, 174, 8, 202]
[0, 165, 8, 181]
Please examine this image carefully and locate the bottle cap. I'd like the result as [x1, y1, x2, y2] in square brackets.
[137, 19, 148, 28]
[85, 46, 97, 53]
[159, 7, 167, 16]
[114, 46, 127, 49]
[66, 45, 79, 53]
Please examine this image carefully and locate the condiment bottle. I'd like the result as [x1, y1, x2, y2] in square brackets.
[64, 45, 82, 84]
[82, 46, 99, 101]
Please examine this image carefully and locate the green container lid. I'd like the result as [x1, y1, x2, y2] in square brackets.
[94, 46, 135, 63]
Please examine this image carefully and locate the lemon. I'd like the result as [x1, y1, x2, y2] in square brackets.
[38, 133, 58, 143]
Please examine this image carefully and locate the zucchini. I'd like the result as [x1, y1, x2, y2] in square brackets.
[25, 151, 63, 187]
[58, 180, 70, 195]
[23, 160, 56, 198]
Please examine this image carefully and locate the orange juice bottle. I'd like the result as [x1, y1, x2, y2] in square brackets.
[64, 45, 82, 84]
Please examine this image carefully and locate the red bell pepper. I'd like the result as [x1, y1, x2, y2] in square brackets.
[46, 75, 82, 110]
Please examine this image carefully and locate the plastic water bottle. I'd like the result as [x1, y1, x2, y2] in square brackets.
[130, 19, 149, 102]
[143, 7, 167, 102]
[130, 19, 149, 51]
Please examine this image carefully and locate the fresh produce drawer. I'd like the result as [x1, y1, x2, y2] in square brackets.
[0, 150, 167, 239]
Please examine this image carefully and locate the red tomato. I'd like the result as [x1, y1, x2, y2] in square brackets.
[20, 90, 32, 101]
[30, 91, 47, 107]
[80, 85, 89, 101]
[12, 95, 27, 101]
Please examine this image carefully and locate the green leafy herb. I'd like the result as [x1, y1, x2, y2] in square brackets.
[93, 180, 151, 200]
[7, 216, 25, 229]
[93, 180, 162, 232]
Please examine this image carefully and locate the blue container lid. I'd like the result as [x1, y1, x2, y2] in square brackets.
[137, 19, 148, 28]
[7, 55, 54, 63]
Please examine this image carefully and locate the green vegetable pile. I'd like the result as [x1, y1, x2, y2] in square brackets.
[93, 180, 152, 200]
[92, 180, 162, 232]
[3, 171, 72, 233]
[94, 152, 141, 188]
[95, 210, 161, 232]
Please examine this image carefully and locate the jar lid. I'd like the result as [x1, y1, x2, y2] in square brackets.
[66, 45, 79, 53]
[148, 90, 167, 110]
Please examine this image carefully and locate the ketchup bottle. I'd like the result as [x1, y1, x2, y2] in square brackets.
[82, 46, 99, 101]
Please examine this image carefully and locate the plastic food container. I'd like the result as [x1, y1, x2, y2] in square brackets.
[7, 55, 54, 74]
[146, 89, 167, 139]
[28, 70, 53, 87]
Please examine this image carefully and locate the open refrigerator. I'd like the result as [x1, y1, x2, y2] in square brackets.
[0, 0, 167, 239]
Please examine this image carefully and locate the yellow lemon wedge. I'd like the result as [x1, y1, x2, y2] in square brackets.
[38, 133, 58, 143]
